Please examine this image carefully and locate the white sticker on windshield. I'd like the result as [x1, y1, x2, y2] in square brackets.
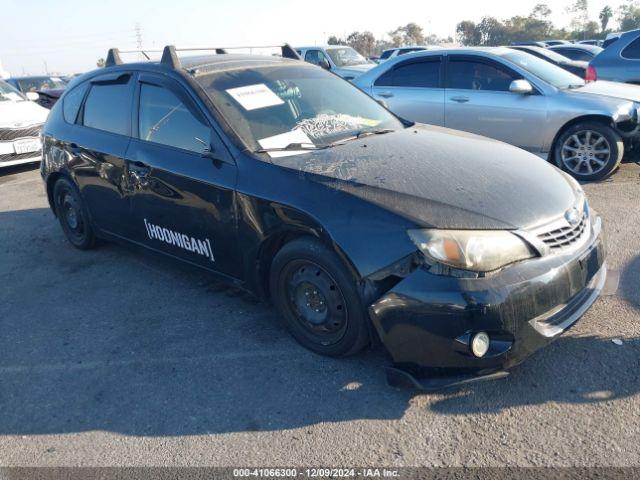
[226, 83, 284, 111]
[258, 129, 313, 158]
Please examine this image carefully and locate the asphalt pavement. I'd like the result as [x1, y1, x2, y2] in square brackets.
[0, 161, 638, 467]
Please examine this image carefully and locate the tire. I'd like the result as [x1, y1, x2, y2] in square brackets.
[53, 177, 96, 250]
[554, 121, 623, 181]
[269, 237, 370, 357]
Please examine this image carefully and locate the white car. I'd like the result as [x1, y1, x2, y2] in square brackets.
[378, 46, 441, 62]
[295, 45, 375, 80]
[0, 79, 48, 168]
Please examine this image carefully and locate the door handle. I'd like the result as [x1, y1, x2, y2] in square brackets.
[450, 96, 470, 103]
[378, 91, 394, 98]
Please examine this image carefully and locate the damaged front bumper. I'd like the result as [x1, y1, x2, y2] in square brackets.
[368, 216, 606, 388]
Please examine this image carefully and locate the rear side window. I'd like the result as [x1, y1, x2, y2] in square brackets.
[82, 78, 132, 135]
[379, 50, 394, 60]
[375, 60, 441, 88]
[63, 82, 89, 124]
[138, 83, 210, 154]
[447, 59, 518, 91]
[622, 36, 640, 59]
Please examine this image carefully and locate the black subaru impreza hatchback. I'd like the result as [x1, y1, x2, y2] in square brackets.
[41, 45, 607, 389]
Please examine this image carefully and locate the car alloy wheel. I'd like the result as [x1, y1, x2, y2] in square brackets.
[284, 260, 348, 346]
[560, 130, 611, 176]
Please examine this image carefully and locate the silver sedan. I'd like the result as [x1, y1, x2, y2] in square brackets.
[353, 47, 640, 181]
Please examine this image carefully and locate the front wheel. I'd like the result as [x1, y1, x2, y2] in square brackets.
[269, 238, 370, 357]
[554, 122, 623, 181]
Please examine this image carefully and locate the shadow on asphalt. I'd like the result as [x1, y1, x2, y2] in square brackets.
[619, 255, 640, 311]
[0, 208, 639, 435]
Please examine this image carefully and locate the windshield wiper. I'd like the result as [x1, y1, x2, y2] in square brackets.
[317, 128, 396, 149]
[254, 142, 323, 153]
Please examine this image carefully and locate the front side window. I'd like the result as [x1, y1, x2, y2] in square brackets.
[305, 50, 328, 66]
[82, 77, 131, 136]
[448, 59, 518, 91]
[138, 83, 211, 154]
[375, 60, 441, 88]
[197, 65, 403, 152]
[325, 47, 370, 67]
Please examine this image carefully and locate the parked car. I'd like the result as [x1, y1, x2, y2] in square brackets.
[588, 29, 640, 84]
[548, 44, 603, 62]
[6, 75, 68, 109]
[354, 47, 640, 180]
[511, 41, 549, 48]
[295, 45, 375, 80]
[378, 46, 441, 62]
[509, 45, 587, 77]
[543, 40, 572, 46]
[579, 39, 604, 47]
[0, 79, 48, 168]
[41, 44, 607, 390]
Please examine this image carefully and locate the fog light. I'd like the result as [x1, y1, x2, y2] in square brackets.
[471, 332, 490, 358]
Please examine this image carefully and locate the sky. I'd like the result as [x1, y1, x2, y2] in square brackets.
[0, 0, 629, 75]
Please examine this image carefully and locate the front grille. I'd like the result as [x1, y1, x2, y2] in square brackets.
[0, 125, 42, 142]
[0, 151, 42, 163]
[537, 213, 588, 251]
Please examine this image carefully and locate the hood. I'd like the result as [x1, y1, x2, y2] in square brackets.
[569, 80, 640, 102]
[0, 99, 49, 128]
[334, 63, 375, 77]
[271, 125, 577, 230]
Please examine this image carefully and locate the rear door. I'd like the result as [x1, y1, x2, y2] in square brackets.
[370, 56, 444, 126]
[73, 71, 134, 236]
[125, 73, 239, 277]
[444, 55, 548, 154]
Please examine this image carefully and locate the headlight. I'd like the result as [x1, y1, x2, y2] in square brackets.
[408, 229, 535, 273]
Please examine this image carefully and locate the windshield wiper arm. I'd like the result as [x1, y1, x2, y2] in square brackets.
[254, 142, 322, 153]
[320, 128, 396, 149]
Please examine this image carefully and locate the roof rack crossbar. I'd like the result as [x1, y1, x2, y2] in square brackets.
[104, 43, 302, 70]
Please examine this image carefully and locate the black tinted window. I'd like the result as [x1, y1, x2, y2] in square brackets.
[556, 48, 592, 61]
[82, 78, 131, 135]
[380, 50, 394, 59]
[63, 82, 89, 124]
[375, 60, 441, 88]
[305, 50, 327, 65]
[448, 59, 518, 91]
[139, 83, 210, 154]
[622, 36, 640, 59]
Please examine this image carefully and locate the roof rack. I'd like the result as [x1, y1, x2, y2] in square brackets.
[104, 44, 301, 69]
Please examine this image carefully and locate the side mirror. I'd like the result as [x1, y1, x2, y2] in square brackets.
[509, 79, 533, 95]
[319, 58, 331, 70]
[26, 91, 40, 101]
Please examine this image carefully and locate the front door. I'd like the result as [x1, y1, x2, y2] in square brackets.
[444, 55, 548, 154]
[125, 74, 239, 278]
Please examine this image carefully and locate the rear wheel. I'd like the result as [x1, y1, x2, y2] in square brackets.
[269, 237, 370, 357]
[53, 177, 96, 249]
[554, 122, 623, 181]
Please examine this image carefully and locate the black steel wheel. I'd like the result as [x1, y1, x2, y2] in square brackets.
[53, 177, 96, 249]
[270, 237, 370, 357]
